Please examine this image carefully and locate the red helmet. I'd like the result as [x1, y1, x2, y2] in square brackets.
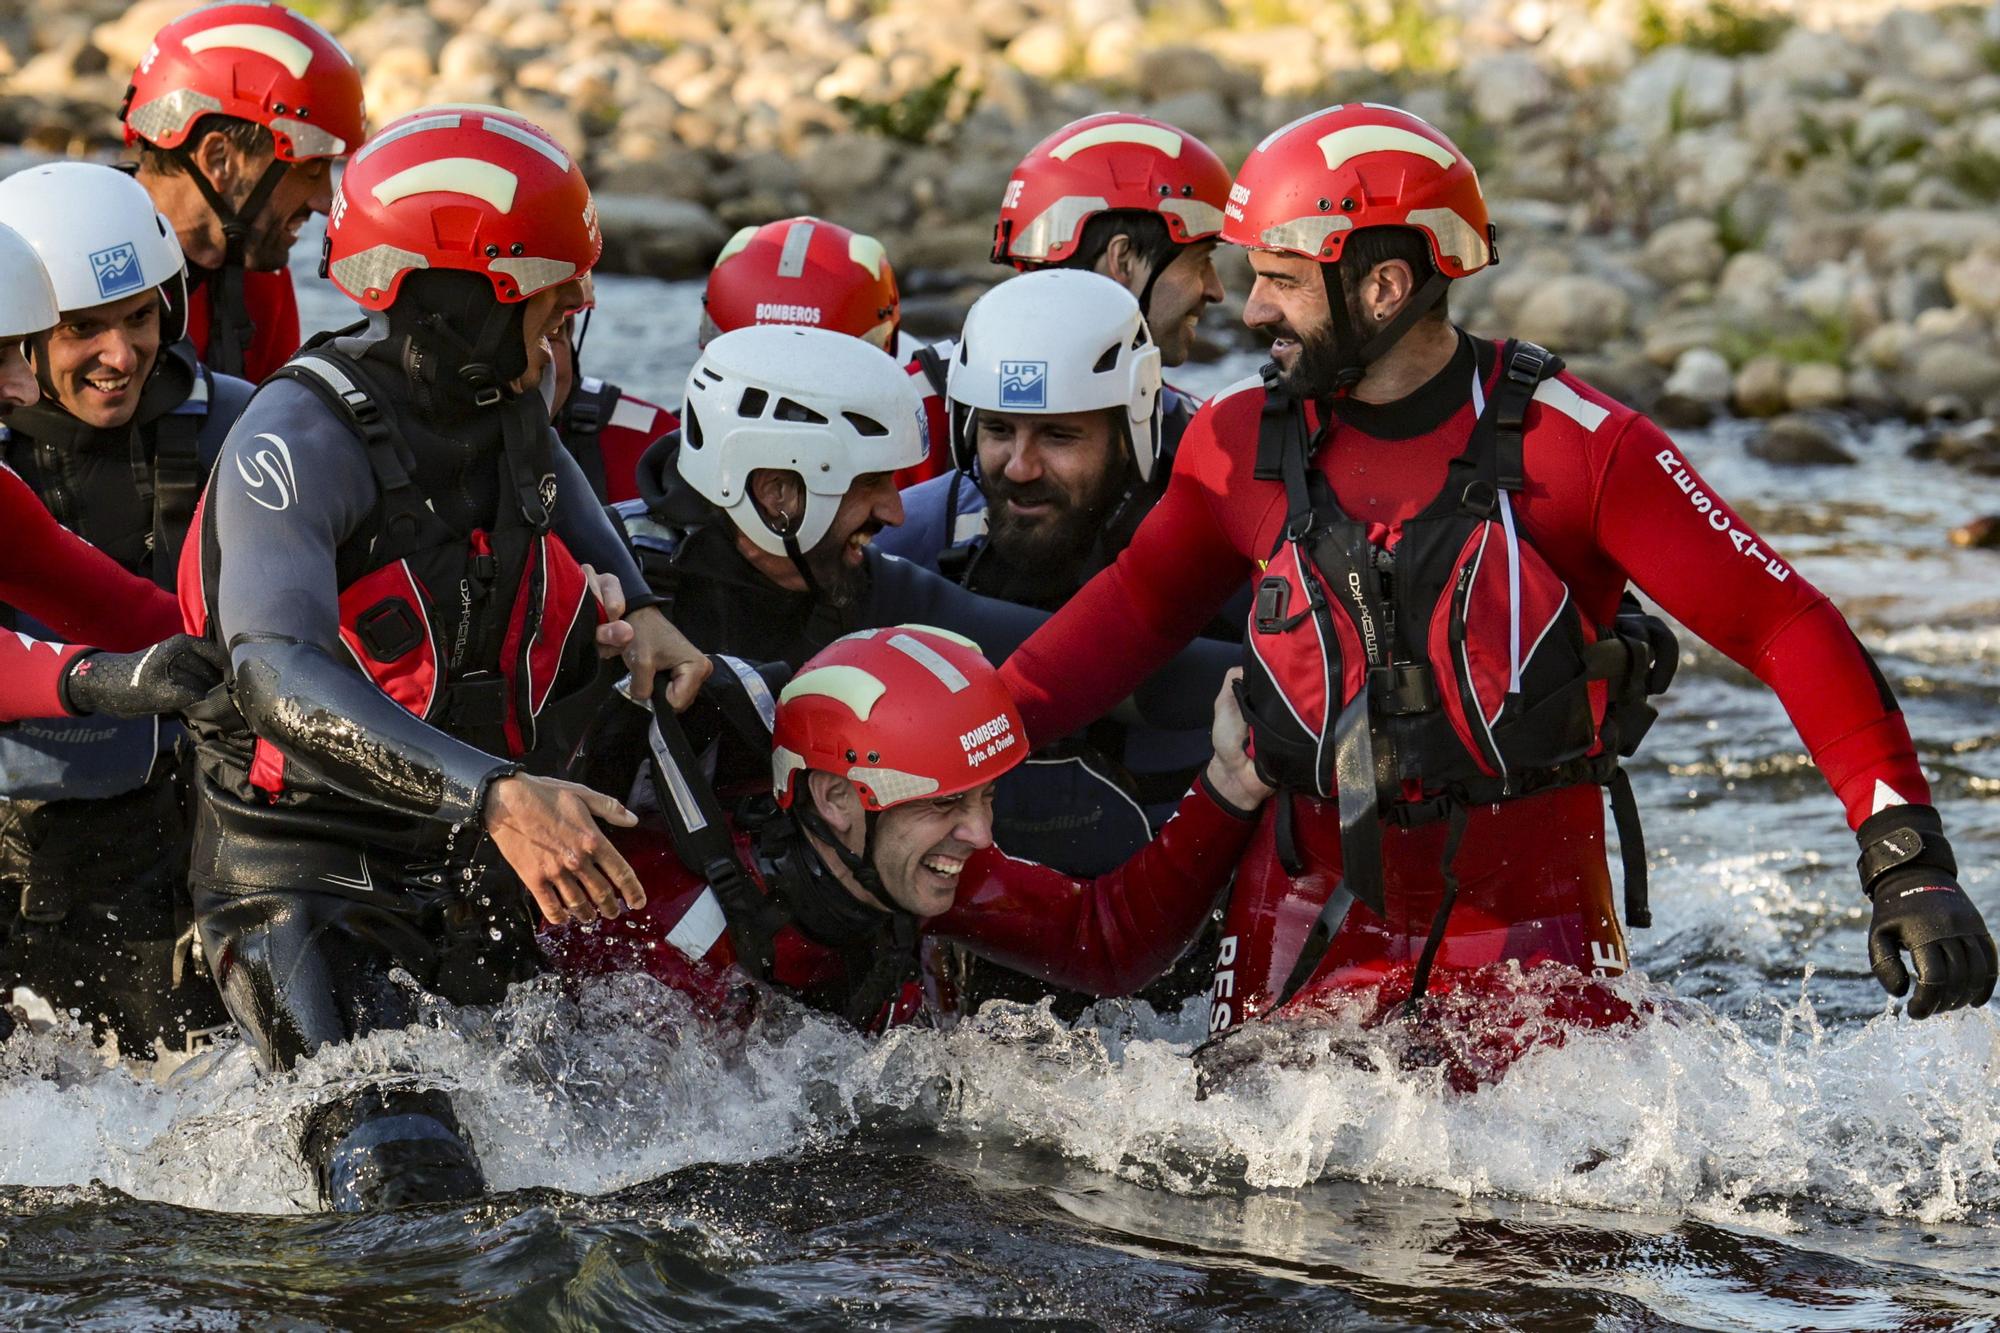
[1221, 104, 1494, 278]
[324, 105, 601, 310]
[702, 216, 901, 351]
[992, 112, 1232, 269]
[772, 625, 1027, 812]
[121, 2, 365, 163]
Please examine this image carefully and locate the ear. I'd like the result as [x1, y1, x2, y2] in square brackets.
[747, 467, 805, 532]
[807, 771, 863, 843]
[1099, 232, 1144, 292]
[193, 129, 238, 192]
[1362, 259, 1417, 324]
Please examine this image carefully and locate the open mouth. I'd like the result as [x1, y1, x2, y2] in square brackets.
[920, 854, 964, 880]
[844, 528, 875, 565]
[83, 374, 133, 399]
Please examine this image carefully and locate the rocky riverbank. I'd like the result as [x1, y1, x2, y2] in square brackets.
[10, 0, 2000, 434]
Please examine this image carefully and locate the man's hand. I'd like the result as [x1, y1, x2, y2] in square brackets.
[1205, 667, 1274, 813]
[1857, 803, 1997, 1017]
[624, 604, 711, 710]
[582, 563, 635, 658]
[60, 634, 228, 718]
[483, 773, 647, 926]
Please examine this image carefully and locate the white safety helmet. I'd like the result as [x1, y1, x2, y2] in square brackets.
[946, 269, 1164, 481]
[0, 163, 189, 341]
[678, 325, 928, 557]
[0, 221, 58, 339]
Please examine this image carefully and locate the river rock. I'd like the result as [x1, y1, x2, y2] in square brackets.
[1945, 244, 2000, 317]
[594, 194, 730, 278]
[1755, 26, 1860, 96]
[1640, 217, 1724, 288]
[1135, 45, 1232, 102]
[1950, 514, 2000, 547]
[1617, 49, 1736, 137]
[1657, 346, 1733, 427]
[1785, 362, 1847, 412]
[1082, 20, 1144, 83]
[1853, 104, 1933, 165]
[1907, 342, 2000, 403]
[1862, 210, 2000, 274]
[1005, 23, 1073, 80]
[1143, 89, 1231, 145]
[90, 0, 199, 72]
[1748, 413, 1856, 466]
[1733, 355, 1789, 418]
[1510, 274, 1630, 352]
[1465, 51, 1553, 123]
[1916, 419, 2000, 472]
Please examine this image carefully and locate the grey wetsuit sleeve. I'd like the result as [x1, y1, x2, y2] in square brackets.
[547, 436, 659, 611]
[211, 378, 515, 823]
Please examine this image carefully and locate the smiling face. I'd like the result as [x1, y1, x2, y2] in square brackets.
[1137, 239, 1224, 367]
[974, 408, 1123, 571]
[516, 276, 592, 397]
[42, 290, 163, 429]
[1243, 249, 1336, 389]
[246, 155, 333, 271]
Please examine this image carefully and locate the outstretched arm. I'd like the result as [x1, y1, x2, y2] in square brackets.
[930, 671, 1270, 995]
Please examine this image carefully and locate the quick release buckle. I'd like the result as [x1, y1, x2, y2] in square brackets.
[1254, 576, 1309, 634]
[1368, 662, 1437, 716]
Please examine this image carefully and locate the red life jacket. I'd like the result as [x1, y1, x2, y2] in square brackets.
[187, 349, 604, 806]
[1235, 341, 1663, 1005]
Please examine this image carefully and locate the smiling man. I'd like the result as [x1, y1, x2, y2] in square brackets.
[124, 2, 366, 382]
[0, 163, 252, 1054]
[548, 625, 1270, 1031]
[989, 103, 1994, 1037]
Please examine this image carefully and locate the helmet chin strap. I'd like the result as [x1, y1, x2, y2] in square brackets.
[752, 490, 847, 607]
[793, 800, 906, 916]
[175, 147, 291, 379]
[1321, 262, 1452, 398]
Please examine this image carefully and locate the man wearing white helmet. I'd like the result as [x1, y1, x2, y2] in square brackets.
[0, 180, 245, 1052]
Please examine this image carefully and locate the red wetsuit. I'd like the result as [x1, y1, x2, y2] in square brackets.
[544, 781, 1257, 1027]
[899, 337, 952, 490]
[998, 334, 1926, 1030]
[184, 267, 302, 386]
[0, 465, 183, 720]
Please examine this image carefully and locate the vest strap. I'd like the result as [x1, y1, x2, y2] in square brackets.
[1490, 339, 1562, 494]
[145, 393, 204, 591]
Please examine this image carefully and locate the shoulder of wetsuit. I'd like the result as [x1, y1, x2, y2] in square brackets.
[197, 369, 257, 454]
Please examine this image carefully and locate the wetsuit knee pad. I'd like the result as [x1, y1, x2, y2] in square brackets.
[304, 1086, 485, 1212]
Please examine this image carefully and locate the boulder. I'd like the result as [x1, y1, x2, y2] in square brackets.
[1748, 414, 1856, 466]
[1906, 342, 2000, 404]
[1464, 51, 1553, 124]
[616, 0, 724, 46]
[1005, 22, 1073, 81]
[1082, 19, 1145, 83]
[1510, 275, 1630, 353]
[1852, 104, 1933, 165]
[1945, 244, 2000, 318]
[438, 31, 509, 86]
[593, 194, 731, 279]
[1657, 346, 1733, 427]
[1754, 26, 1860, 96]
[1784, 362, 1847, 412]
[1135, 45, 1232, 102]
[1142, 89, 1231, 145]
[1716, 251, 1786, 317]
[1732, 354, 1789, 418]
[1949, 514, 2000, 547]
[1640, 217, 1725, 287]
[1861, 210, 2000, 274]
[1616, 49, 1736, 138]
[90, 0, 201, 71]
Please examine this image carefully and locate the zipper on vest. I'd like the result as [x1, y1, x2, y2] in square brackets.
[1449, 558, 1510, 791]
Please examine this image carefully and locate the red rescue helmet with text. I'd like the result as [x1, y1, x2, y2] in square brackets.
[121, 2, 366, 163]
[1221, 104, 1494, 279]
[772, 626, 1028, 813]
[324, 104, 601, 309]
[702, 216, 901, 350]
[992, 112, 1232, 268]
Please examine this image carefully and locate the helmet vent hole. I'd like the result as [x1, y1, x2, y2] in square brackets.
[738, 387, 768, 418]
[775, 397, 828, 425]
[842, 411, 888, 437]
[700, 367, 723, 382]
[684, 405, 704, 450]
[1092, 343, 1120, 374]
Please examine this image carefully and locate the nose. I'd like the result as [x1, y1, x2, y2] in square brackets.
[0, 347, 37, 408]
[1243, 275, 1281, 330]
[1000, 432, 1041, 483]
[876, 477, 905, 527]
[953, 802, 995, 852]
[1202, 255, 1226, 305]
[95, 330, 138, 374]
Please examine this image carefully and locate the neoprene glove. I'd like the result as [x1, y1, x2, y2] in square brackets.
[1857, 804, 1998, 1018]
[58, 634, 228, 719]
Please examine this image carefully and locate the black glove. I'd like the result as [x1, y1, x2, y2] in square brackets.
[1614, 590, 1679, 696]
[1857, 804, 1998, 1018]
[58, 634, 228, 719]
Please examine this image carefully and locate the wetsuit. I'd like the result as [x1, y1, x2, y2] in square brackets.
[184, 264, 302, 386]
[997, 332, 1930, 1030]
[0, 465, 183, 720]
[554, 375, 676, 505]
[181, 317, 654, 1208]
[545, 777, 1258, 1029]
[0, 343, 248, 1051]
[899, 334, 955, 489]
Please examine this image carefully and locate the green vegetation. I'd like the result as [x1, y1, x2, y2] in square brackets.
[1341, 0, 1458, 75]
[835, 66, 979, 146]
[1713, 199, 1766, 257]
[1944, 149, 2000, 200]
[1636, 0, 1788, 57]
[1716, 314, 1850, 368]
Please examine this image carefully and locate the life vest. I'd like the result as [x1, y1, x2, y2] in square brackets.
[190, 348, 604, 806]
[555, 376, 675, 505]
[1236, 341, 1665, 1006]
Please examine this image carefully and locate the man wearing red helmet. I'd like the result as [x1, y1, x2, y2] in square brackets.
[123, 2, 367, 383]
[549, 292, 674, 505]
[993, 103, 1994, 1038]
[180, 107, 711, 1210]
[547, 626, 1271, 1031]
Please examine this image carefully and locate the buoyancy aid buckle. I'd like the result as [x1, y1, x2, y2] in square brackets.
[439, 674, 509, 729]
[1368, 662, 1437, 717]
[1458, 478, 1497, 518]
[1254, 576, 1311, 635]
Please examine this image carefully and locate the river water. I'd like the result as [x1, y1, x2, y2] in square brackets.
[2, 257, 1998, 1329]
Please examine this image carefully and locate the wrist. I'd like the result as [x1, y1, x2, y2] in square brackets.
[1201, 758, 1270, 820]
[476, 764, 524, 829]
[55, 649, 101, 717]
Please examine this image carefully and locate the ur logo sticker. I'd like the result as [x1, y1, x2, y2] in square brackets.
[90, 243, 144, 299]
[998, 360, 1047, 410]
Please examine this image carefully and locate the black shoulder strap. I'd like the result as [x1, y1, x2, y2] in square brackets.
[1252, 364, 1318, 534]
[557, 379, 613, 503]
[274, 351, 415, 494]
[910, 342, 951, 398]
[147, 401, 203, 591]
[1490, 339, 1564, 494]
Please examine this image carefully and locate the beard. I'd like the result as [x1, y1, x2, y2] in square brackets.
[1275, 270, 1383, 400]
[980, 465, 1124, 601]
[798, 514, 890, 604]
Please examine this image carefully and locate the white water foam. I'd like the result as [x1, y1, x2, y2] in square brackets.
[3, 964, 1997, 1229]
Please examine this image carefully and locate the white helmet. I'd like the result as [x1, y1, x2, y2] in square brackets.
[947, 269, 1164, 481]
[0, 222, 58, 339]
[678, 325, 927, 557]
[0, 163, 189, 341]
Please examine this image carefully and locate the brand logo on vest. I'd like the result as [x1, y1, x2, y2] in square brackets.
[235, 433, 299, 512]
[538, 472, 558, 512]
[89, 243, 144, 299]
[998, 361, 1047, 410]
[1343, 569, 1379, 660]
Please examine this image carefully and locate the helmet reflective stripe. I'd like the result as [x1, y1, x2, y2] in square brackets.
[329, 243, 430, 297]
[0, 222, 59, 338]
[123, 88, 225, 146]
[677, 324, 927, 556]
[1050, 121, 1183, 160]
[482, 114, 571, 170]
[780, 663, 888, 719]
[182, 22, 314, 77]
[1405, 206, 1490, 271]
[1260, 215, 1352, 256]
[352, 112, 462, 164]
[268, 117, 347, 158]
[1006, 194, 1109, 264]
[849, 233, 888, 279]
[369, 159, 520, 211]
[777, 220, 815, 278]
[1317, 124, 1456, 170]
[1159, 196, 1225, 236]
[887, 632, 969, 692]
[946, 268, 1164, 480]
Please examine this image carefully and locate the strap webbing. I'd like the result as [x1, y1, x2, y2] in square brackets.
[1404, 800, 1470, 1016]
[1608, 766, 1650, 929]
